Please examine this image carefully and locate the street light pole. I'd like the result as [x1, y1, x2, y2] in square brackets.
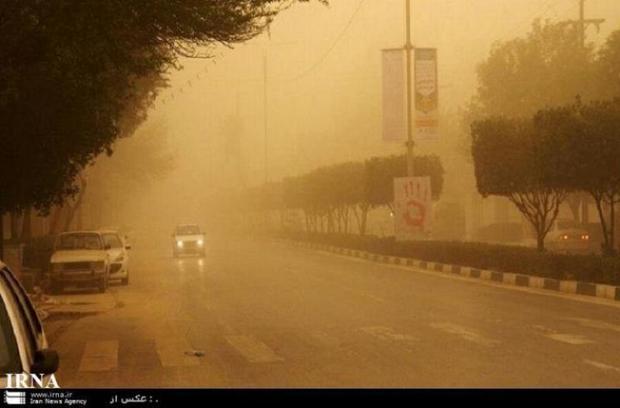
[405, 0, 414, 177]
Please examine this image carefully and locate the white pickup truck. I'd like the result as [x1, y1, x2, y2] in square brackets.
[172, 224, 205, 258]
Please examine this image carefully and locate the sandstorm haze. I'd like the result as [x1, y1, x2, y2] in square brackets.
[81, 0, 619, 238]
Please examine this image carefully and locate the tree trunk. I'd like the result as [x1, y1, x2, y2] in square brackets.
[592, 193, 610, 255]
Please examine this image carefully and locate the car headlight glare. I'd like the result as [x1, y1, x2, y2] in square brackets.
[177, 241, 184, 248]
[197, 239, 204, 246]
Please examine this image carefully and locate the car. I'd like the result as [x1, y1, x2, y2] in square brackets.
[0, 263, 58, 385]
[546, 219, 593, 254]
[49, 231, 111, 294]
[172, 224, 205, 258]
[101, 230, 131, 286]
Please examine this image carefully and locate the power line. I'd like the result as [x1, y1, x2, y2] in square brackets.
[286, 0, 366, 82]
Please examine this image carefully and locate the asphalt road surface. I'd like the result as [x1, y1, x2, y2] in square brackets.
[44, 238, 620, 387]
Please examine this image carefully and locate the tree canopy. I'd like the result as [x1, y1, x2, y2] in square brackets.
[0, 0, 317, 217]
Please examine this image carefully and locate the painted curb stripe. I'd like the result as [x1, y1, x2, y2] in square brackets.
[295, 240, 620, 302]
[490, 271, 503, 282]
[577, 282, 597, 297]
[515, 274, 530, 287]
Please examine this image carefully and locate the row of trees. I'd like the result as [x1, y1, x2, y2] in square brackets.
[0, 0, 318, 256]
[472, 98, 620, 254]
[239, 154, 444, 235]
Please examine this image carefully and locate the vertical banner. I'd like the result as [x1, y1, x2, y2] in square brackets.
[414, 48, 438, 139]
[382, 49, 407, 142]
[394, 176, 433, 241]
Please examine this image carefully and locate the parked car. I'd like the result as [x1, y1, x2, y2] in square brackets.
[101, 230, 131, 285]
[172, 224, 205, 257]
[49, 231, 111, 294]
[546, 219, 593, 254]
[0, 262, 58, 384]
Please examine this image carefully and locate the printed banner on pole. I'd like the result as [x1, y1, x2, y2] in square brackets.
[414, 48, 438, 139]
[394, 176, 433, 241]
[382, 48, 407, 142]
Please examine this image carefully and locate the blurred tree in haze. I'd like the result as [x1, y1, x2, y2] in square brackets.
[468, 20, 598, 120]
[471, 117, 568, 252]
[0, 0, 320, 255]
[535, 99, 620, 255]
[259, 154, 444, 236]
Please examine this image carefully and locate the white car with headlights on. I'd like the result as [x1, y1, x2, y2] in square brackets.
[0, 262, 59, 387]
[172, 224, 205, 258]
[49, 231, 111, 294]
[101, 231, 131, 285]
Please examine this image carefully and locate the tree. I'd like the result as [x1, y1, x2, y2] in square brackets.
[536, 99, 620, 255]
[471, 117, 567, 251]
[0, 0, 320, 256]
[469, 20, 597, 120]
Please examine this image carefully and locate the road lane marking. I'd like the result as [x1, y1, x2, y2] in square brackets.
[533, 325, 595, 345]
[565, 318, 620, 333]
[544, 334, 594, 345]
[584, 359, 620, 374]
[78, 340, 118, 372]
[430, 323, 499, 347]
[155, 337, 201, 367]
[360, 326, 417, 343]
[225, 335, 284, 363]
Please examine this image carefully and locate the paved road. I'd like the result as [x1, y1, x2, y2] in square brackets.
[44, 238, 620, 387]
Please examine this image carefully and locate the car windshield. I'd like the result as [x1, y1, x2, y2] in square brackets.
[56, 233, 102, 250]
[176, 225, 200, 235]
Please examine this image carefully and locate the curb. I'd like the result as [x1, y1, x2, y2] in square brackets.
[289, 240, 620, 302]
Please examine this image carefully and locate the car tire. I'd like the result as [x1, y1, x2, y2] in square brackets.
[121, 274, 129, 286]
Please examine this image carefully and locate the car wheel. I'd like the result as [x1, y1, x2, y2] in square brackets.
[121, 274, 129, 286]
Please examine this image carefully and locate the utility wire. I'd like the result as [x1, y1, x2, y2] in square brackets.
[286, 0, 366, 82]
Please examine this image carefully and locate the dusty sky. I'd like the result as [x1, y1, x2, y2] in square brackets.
[102, 0, 620, 231]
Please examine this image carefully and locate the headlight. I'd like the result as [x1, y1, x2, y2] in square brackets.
[177, 241, 184, 248]
[581, 234, 590, 240]
[197, 239, 204, 246]
[91, 261, 105, 271]
[115, 254, 125, 262]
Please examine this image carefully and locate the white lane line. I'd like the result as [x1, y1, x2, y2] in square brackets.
[78, 340, 118, 372]
[430, 323, 499, 347]
[545, 334, 594, 345]
[584, 359, 620, 374]
[155, 337, 201, 367]
[360, 326, 417, 343]
[565, 317, 620, 333]
[225, 335, 284, 363]
[533, 325, 595, 345]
